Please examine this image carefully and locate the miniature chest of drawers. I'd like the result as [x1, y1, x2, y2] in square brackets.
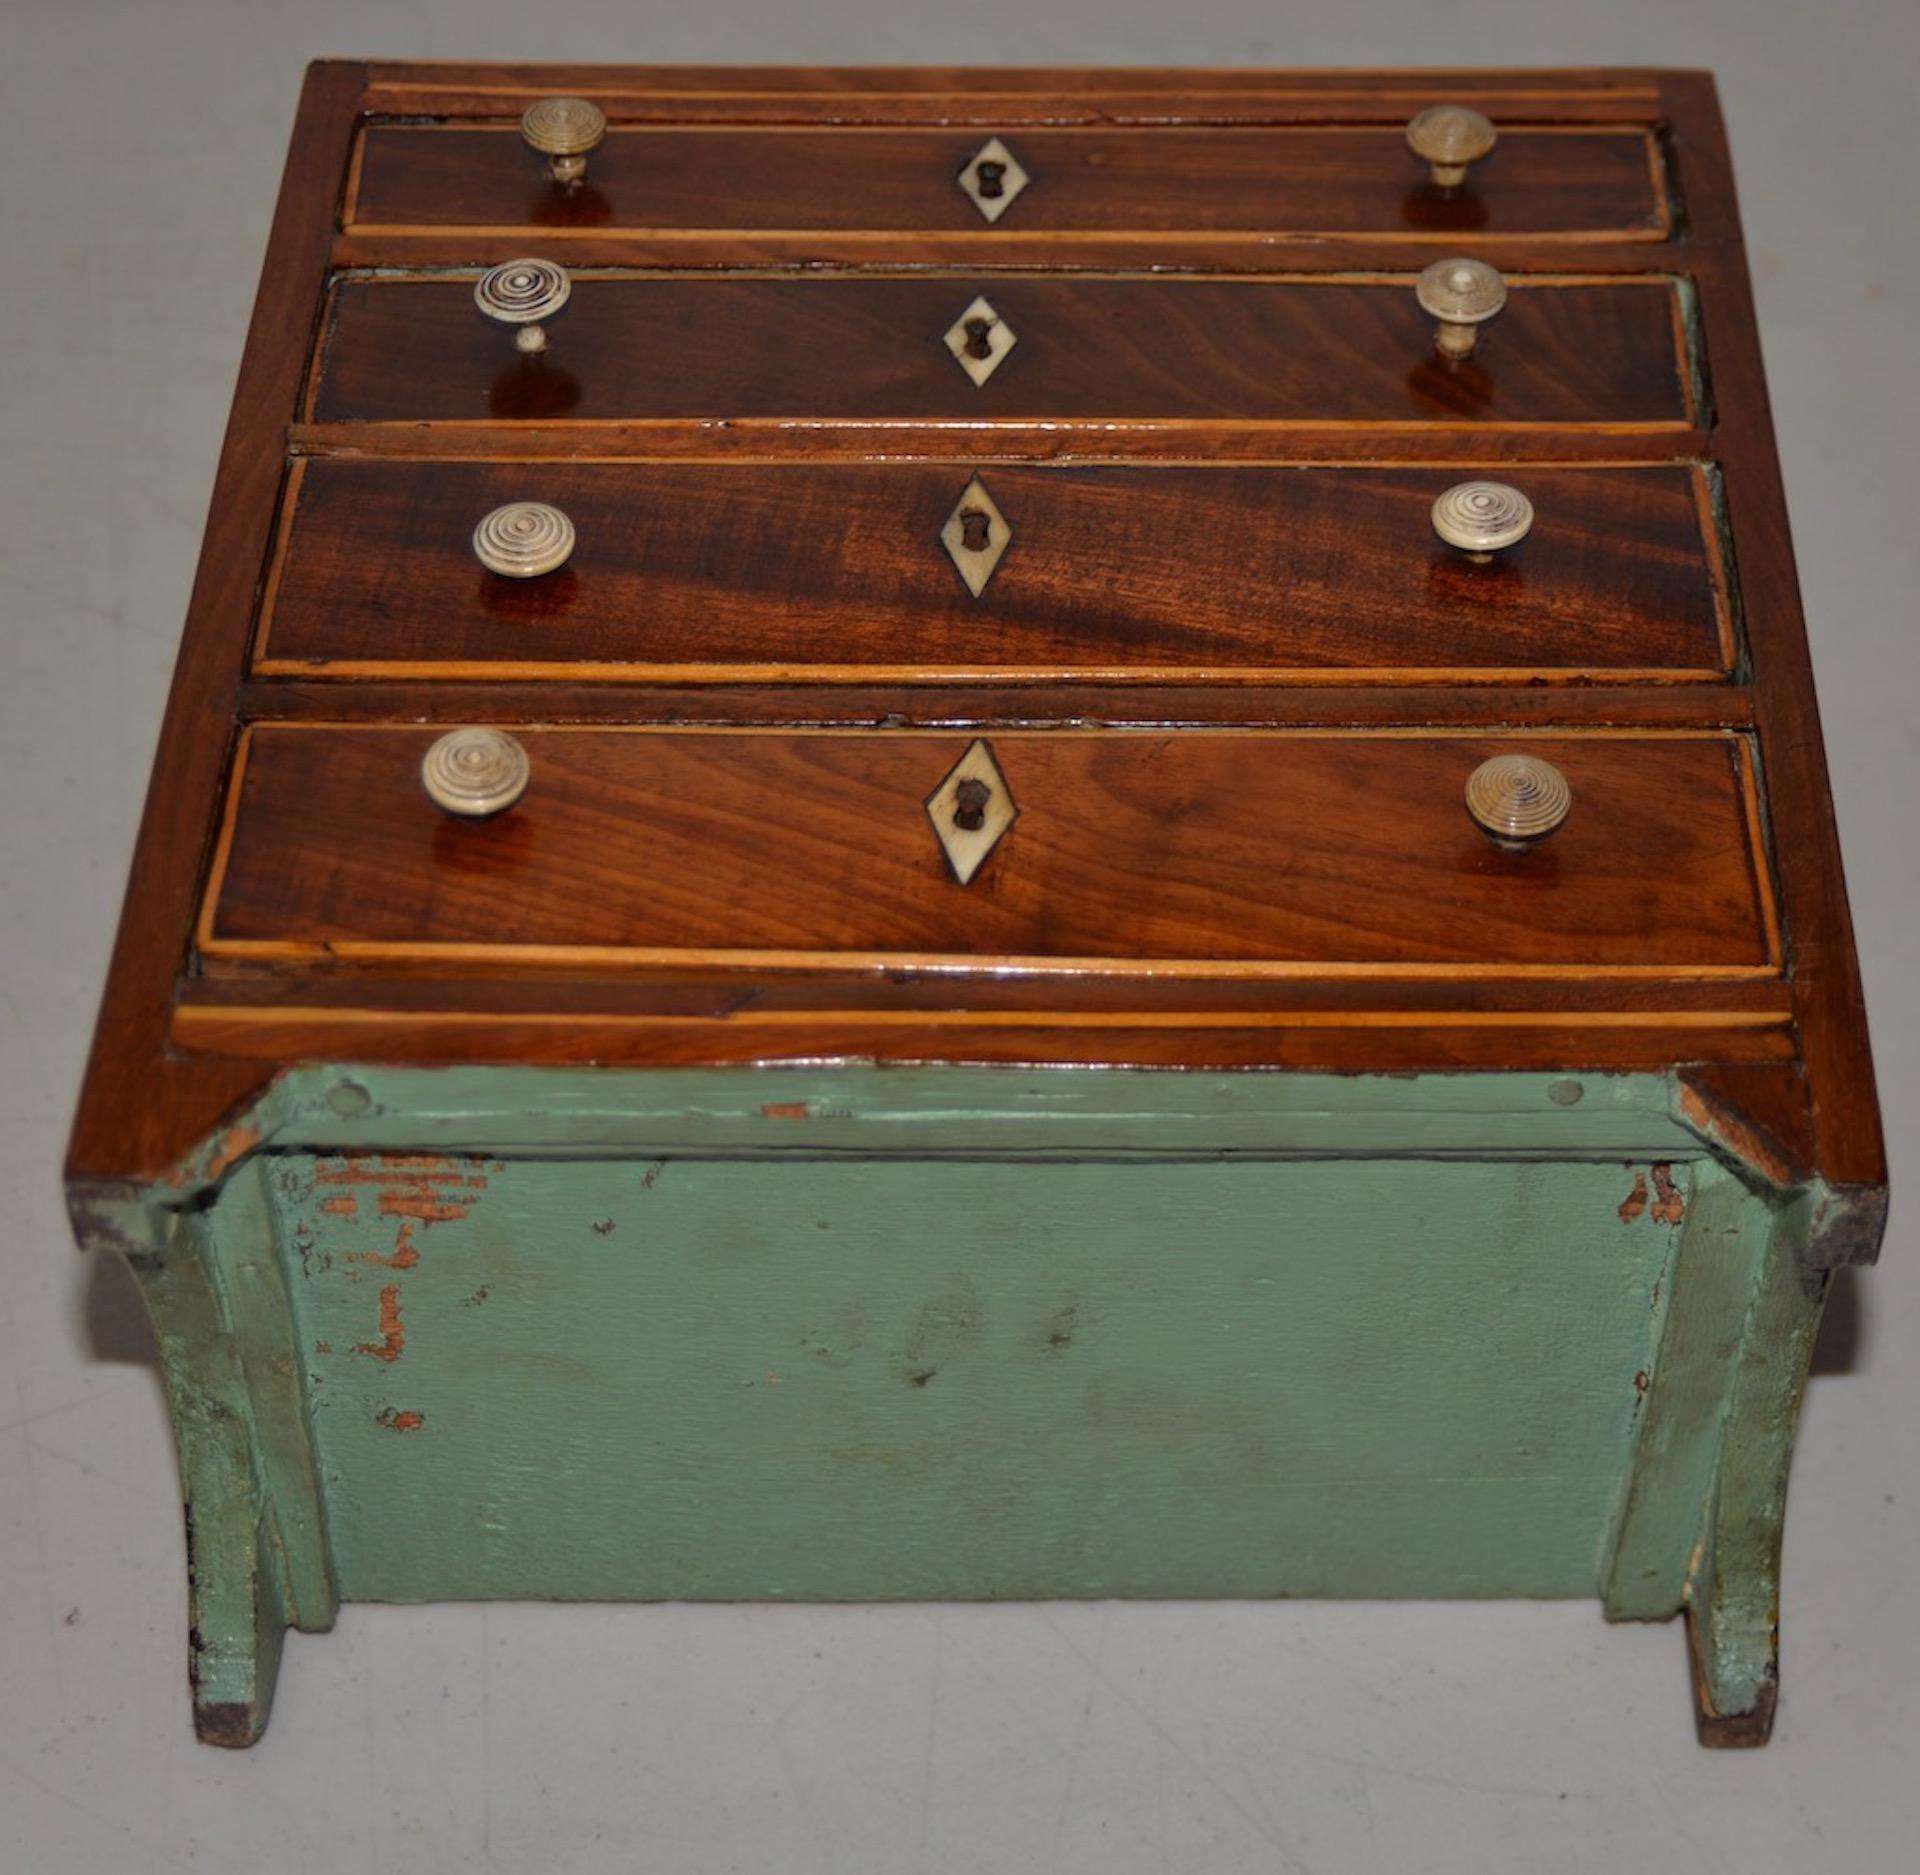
[66, 62, 1887, 1748]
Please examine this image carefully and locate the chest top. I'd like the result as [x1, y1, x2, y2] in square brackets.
[66, 63, 1882, 1250]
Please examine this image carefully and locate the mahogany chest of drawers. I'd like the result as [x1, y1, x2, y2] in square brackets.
[65, 62, 1886, 1748]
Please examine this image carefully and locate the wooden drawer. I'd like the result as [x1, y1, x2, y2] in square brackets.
[256, 460, 1734, 683]
[306, 273, 1699, 429]
[345, 124, 1669, 241]
[200, 727, 1778, 976]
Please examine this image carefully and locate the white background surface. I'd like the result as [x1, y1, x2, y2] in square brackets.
[2, 2, 1916, 1869]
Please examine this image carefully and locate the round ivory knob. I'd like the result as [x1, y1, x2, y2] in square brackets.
[474, 258, 571, 356]
[520, 97, 608, 184]
[1432, 481, 1534, 560]
[473, 502, 576, 578]
[1406, 105, 1498, 189]
[1465, 754, 1571, 850]
[1417, 257, 1507, 360]
[421, 728, 531, 818]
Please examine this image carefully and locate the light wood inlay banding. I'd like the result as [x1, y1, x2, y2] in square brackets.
[198, 725, 1782, 979]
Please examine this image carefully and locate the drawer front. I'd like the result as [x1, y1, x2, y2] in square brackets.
[345, 125, 1668, 239]
[202, 727, 1777, 975]
[257, 461, 1732, 682]
[307, 275, 1696, 428]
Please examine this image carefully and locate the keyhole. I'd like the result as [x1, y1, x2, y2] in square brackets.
[958, 508, 993, 554]
[952, 778, 992, 831]
[974, 160, 1006, 199]
[962, 317, 996, 360]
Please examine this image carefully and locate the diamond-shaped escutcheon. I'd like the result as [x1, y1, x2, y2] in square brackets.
[924, 739, 1018, 886]
[940, 478, 1012, 598]
[956, 137, 1031, 223]
[942, 295, 1017, 388]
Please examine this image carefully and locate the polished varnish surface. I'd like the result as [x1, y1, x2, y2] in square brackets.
[346, 125, 1667, 238]
[356, 65, 1672, 123]
[257, 460, 1732, 681]
[202, 726, 1776, 974]
[308, 275, 1696, 428]
[63, 64, 1883, 1206]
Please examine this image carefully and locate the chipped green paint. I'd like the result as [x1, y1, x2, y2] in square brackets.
[277, 1153, 1676, 1604]
[1684, 1188, 1830, 1742]
[70, 1065, 1837, 1744]
[1604, 1157, 1768, 1619]
[116, 1194, 330, 1747]
[117, 1065, 1713, 1185]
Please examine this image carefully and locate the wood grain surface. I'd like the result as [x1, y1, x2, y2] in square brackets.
[307, 274, 1695, 428]
[1656, 73, 1886, 1195]
[64, 61, 369, 1189]
[256, 460, 1732, 682]
[358, 64, 1671, 127]
[60, 65, 1884, 1209]
[171, 964, 1797, 1073]
[167, 1006, 1798, 1075]
[345, 125, 1666, 239]
[235, 676, 1757, 729]
[201, 726, 1778, 975]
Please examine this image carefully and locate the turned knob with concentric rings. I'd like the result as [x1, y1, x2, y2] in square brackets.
[521, 97, 607, 184]
[473, 502, 576, 579]
[1406, 106, 1498, 189]
[421, 728, 532, 818]
[1432, 482, 1534, 560]
[1417, 257, 1507, 360]
[1465, 754, 1572, 850]
[474, 258, 571, 355]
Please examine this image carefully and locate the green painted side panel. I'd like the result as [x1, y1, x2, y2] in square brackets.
[253, 1153, 1681, 1605]
[1688, 1191, 1829, 1723]
[129, 1207, 296, 1745]
[200, 1161, 337, 1633]
[1603, 1159, 1767, 1620]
